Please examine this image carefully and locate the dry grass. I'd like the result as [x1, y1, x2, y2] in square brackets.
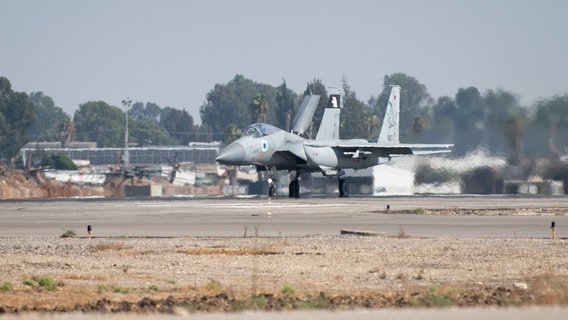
[176, 248, 282, 256]
[2, 236, 568, 312]
[530, 272, 568, 305]
[62, 274, 108, 281]
[393, 227, 410, 239]
[177, 242, 286, 256]
[91, 243, 130, 252]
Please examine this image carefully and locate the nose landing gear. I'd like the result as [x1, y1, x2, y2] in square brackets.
[288, 171, 300, 198]
[268, 177, 276, 198]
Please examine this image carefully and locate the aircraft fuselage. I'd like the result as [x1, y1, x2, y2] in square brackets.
[217, 128, 381, 175]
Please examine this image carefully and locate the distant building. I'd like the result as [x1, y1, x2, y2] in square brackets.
[20, 142, 221, 167]
[503, 179, 564, 195]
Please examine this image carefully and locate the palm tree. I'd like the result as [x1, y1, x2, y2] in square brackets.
[222, 124, 242, 145]
[249, 94, 269, 123]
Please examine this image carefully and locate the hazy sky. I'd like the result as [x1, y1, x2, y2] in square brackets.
[1, 0, 567, 123]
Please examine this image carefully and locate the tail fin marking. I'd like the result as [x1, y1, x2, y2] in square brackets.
[315, 88, 342, 140]
[378, 85, 401, 144]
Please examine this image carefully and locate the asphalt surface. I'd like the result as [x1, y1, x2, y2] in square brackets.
[1, 196, 567, 238]
[2, 195, 568, 320]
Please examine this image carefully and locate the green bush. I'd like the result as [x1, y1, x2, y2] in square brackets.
[114, 287, 129, 294]
[0, 281, 13, 291]
[423, 292, 454, 307]
[205, 280, 221, 290]
[22, 278, 37, 288]
[301, 292, 329, 309]
[251, 294, 268, 310]
[41, 154, 78, 170]
[280, 285, 296, 295]
[38, 276, 56, 291]
[60, 229, 77, 238]
[22, 276, 57, 291]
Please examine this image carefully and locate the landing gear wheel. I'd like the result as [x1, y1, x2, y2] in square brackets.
[288, 180, 300, 198]
[268, 184, 276, 198]
[339, 178, 349, 198]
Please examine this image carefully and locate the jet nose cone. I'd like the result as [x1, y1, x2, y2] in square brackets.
[216, 142, 246, 165]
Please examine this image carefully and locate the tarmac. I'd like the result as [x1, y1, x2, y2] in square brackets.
[1, 196, 567, 239]
[2, 195, 568, 319]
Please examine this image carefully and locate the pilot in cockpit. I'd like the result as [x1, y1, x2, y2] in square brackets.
[242, 123, 281, 138]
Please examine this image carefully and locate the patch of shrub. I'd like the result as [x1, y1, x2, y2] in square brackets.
[60, 229, 77, 238]
[37, 276, 56, 291]
[0, 281, 13, 291]
[280, 285, 296, 295]
[41, 154, 78, 170]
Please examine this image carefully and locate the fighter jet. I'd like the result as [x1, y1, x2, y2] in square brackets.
[216, 85, 453, 197]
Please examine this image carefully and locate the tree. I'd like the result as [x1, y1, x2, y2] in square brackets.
[73, 101, 125, 147]
[363, 109, 379, 139]
[431, 96, 458, 142]
[0, 114, 10, 159]
[455, 87, 485, 128]
[129, 102, 162, 124]
[340, 79, 368, 139]
[194, 123, 213, 142]
[274, 80, 297, 131]
[40, 154, 78, 170]
[427, 95, 458, 151]
[28, 92, 70, 142]
[0, 77, 36, 159]
[200, 74, 279, 140]
[504, 112, 527, 165]
[55, 119, 75, 147]
[373, 73, 433, 141]
[160, 108, 196, 145]
[484, 89, 521, 129]
[302, 79, 328, 138]
[453, 87, 486, 155]
[200, 76, 251, 140]
[130, 119, 177, 146]
[483, 89, 524, 155]
[533, 95, 568, 159]
[221, 124, 242, 145]
[249, 93, 269, 124]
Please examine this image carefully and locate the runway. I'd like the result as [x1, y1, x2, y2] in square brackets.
[2, 196, 567, 239]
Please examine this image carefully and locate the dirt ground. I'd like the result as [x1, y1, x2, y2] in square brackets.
[1, 232, 567, 314]
[1, 171, 567, 314]
[0, 170, 220, 200]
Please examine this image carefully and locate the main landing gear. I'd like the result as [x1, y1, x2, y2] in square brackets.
[285, 171, 349, 198]
[338, 177, 349, 198]
[288, 171, 300, 198]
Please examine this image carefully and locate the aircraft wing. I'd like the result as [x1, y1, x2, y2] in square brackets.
[306, 141, 453, 158]
[269, 142, 309, 167]
[271, 150, 308, 165]
[393, 143, 454, 155]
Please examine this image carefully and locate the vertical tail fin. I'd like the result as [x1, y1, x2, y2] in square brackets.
[315, 88, 342, 140]
[290, 94, 320, 136]
[378, 85, 401, 144]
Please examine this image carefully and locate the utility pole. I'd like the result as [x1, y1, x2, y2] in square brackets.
[121, 99, 132, 167]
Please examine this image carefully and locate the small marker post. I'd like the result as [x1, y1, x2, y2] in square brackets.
[551, 221, 557, 240]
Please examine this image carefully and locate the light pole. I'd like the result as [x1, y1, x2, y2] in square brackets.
[121, 98, 132, 167]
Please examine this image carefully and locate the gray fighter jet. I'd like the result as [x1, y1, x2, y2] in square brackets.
[216, 86, 452, 197]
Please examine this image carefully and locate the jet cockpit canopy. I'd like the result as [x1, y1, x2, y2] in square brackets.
[242, 123, 282, 138]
